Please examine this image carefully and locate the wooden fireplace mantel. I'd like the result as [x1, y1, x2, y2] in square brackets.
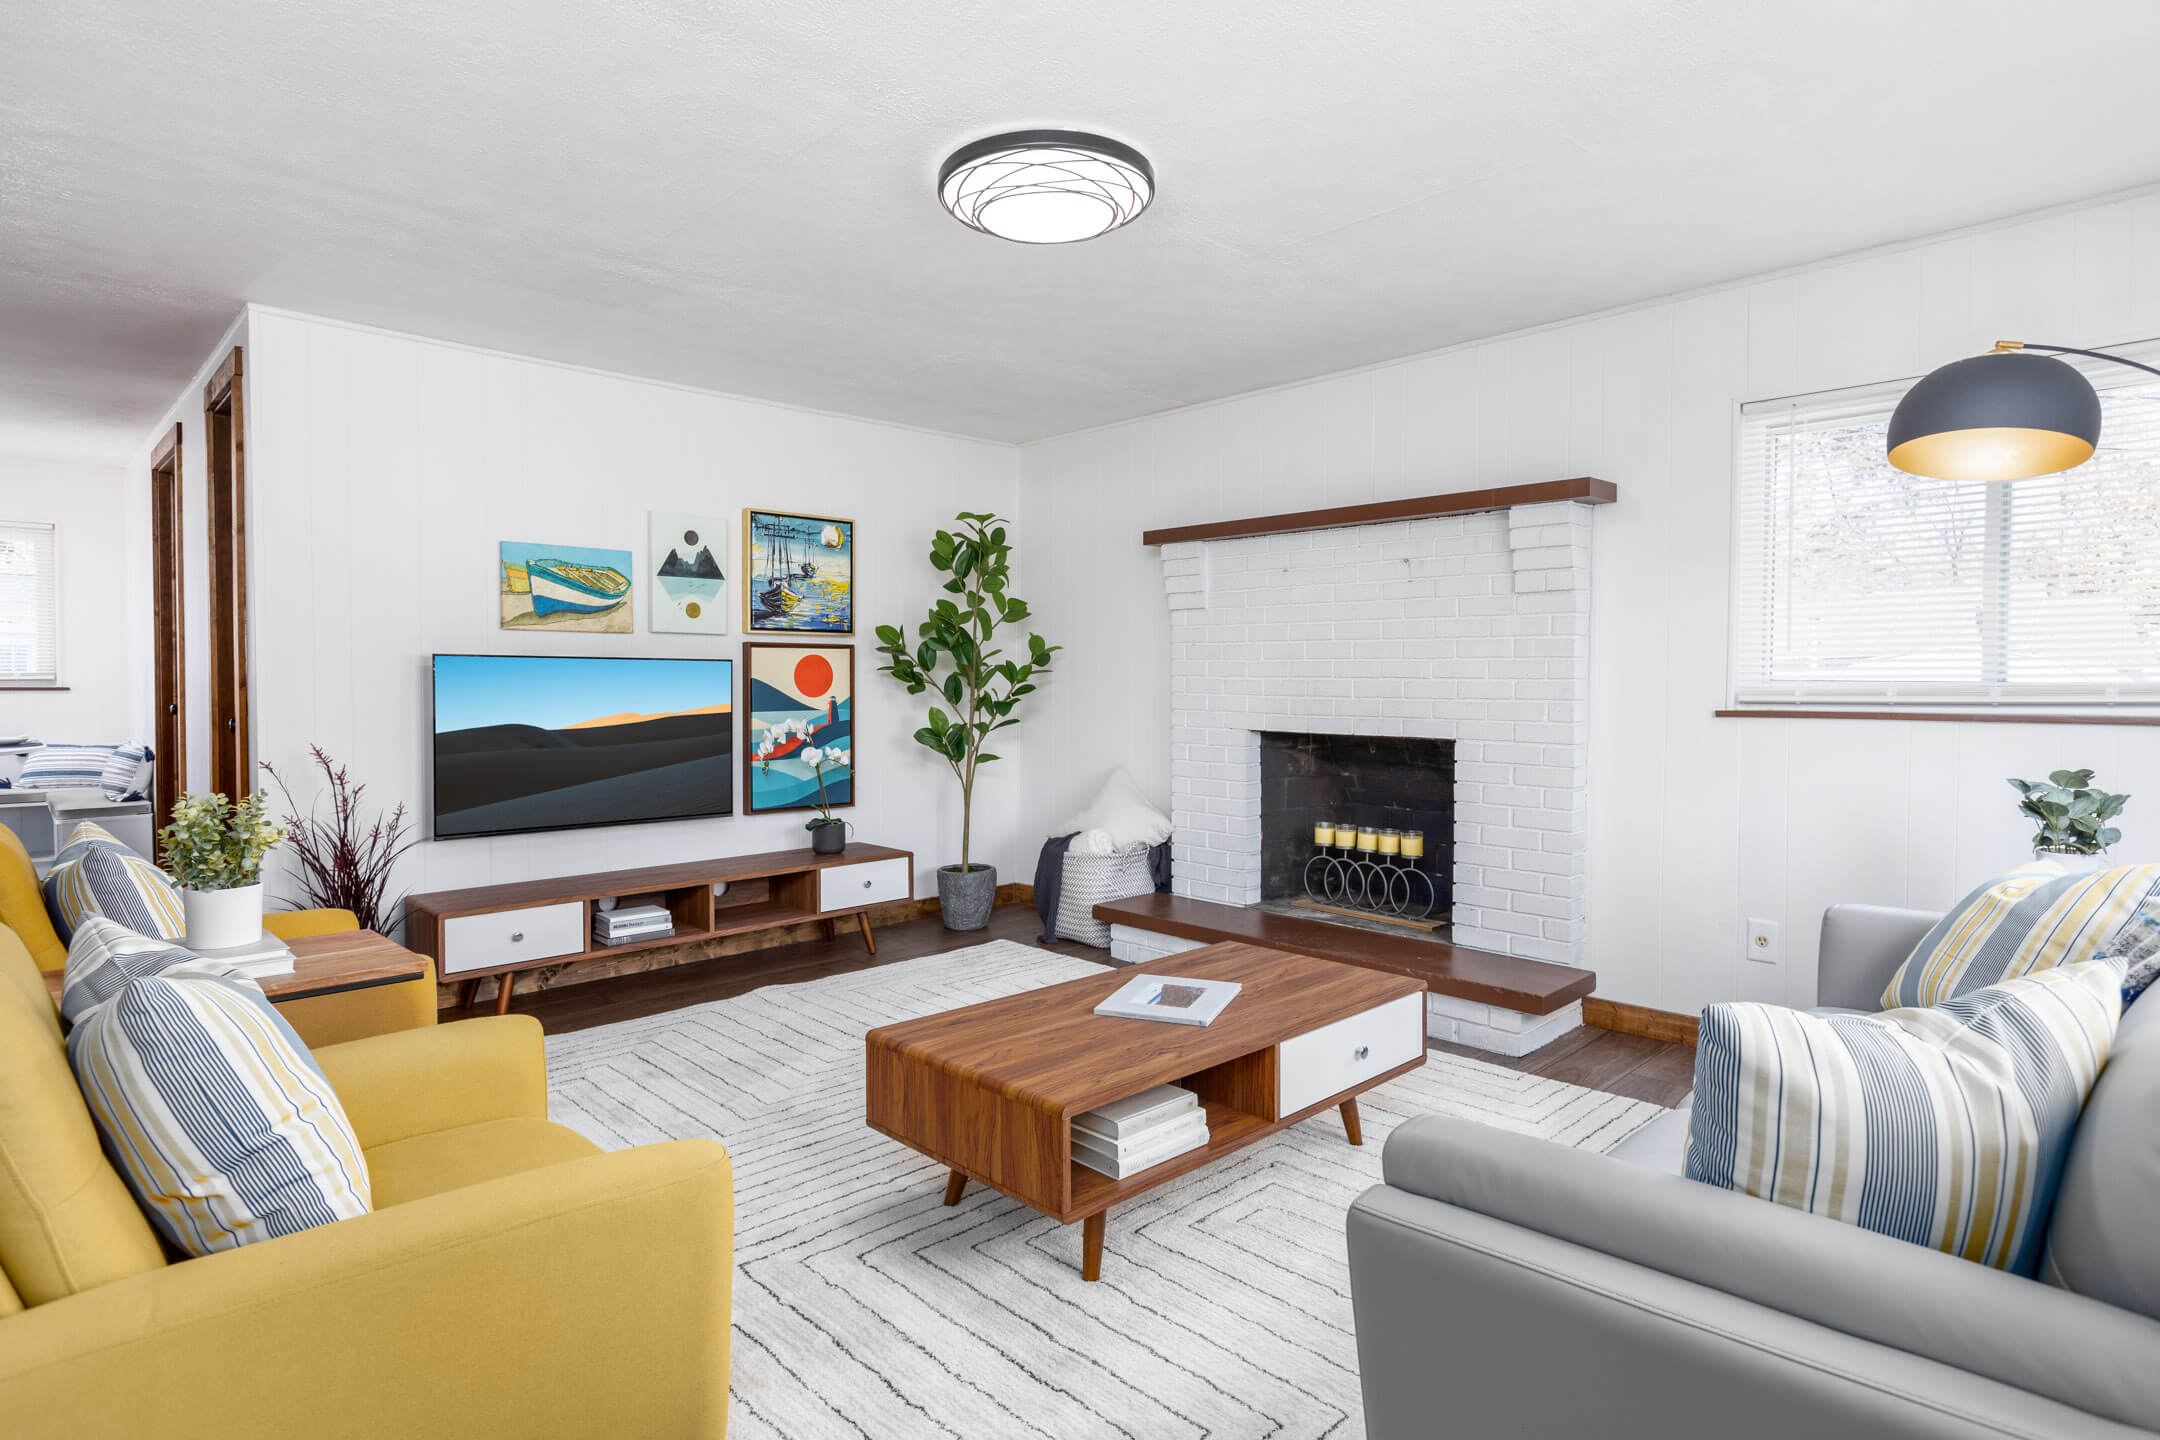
[1140, 477, 1616, 547]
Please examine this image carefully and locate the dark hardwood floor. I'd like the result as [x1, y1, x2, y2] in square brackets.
[483, 902, 1696, 1108]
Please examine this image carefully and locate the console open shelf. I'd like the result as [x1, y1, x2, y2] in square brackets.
[403, 842, 914, 1013]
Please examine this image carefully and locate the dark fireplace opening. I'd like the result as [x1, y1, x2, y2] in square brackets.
[1258, 732, 1453, 934]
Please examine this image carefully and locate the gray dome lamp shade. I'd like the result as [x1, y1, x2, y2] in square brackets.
[1887, 340, 2160, 481]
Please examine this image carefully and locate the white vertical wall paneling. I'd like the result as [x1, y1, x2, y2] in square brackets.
[1019, 189, 2160, 1014]
[239, 309, 1024, 905]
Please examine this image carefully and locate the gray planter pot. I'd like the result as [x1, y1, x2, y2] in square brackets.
[937, 863, 997, 931]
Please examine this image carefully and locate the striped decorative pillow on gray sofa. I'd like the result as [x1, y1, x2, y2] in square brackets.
[1686, 956, 2123, 1275]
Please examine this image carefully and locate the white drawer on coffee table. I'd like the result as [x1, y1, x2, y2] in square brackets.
[818, 857, 911, 912]
[440, 902, 586, 975]
[1277, 993, 1425, 1117]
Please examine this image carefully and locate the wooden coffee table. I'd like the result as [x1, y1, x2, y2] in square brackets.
[865, 942, 1427, 1280]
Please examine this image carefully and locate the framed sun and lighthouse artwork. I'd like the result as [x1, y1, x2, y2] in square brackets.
[743, 642, 855, 814]
[744, 509, 853, 635]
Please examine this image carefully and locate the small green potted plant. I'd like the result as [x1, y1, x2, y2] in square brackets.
[876, 511, 1057, 930]
[158, 790, 287, 950]
[2008, 769, 2129, 873]
[800, 740, 852, 855]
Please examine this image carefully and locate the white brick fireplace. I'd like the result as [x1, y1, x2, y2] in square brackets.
[1159, 497, 1596, 972]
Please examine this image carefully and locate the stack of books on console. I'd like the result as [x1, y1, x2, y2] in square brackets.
[1071, 1084, 1210, 1181]
[592, 904, 674, 947]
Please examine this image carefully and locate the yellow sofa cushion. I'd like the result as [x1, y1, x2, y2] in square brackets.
[365, 1117, 601, 1209]
[0, 936, 166, 1305]
[0, 827, 64, 973]
[0, 925, 59, 1046]
[263, 908, 361, 942]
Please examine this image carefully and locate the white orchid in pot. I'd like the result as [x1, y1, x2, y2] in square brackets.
[800, 739, 852, 855]
[158, 790, 286, 951]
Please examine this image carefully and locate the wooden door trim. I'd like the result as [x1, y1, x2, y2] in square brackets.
[149, 423, 186, 844]
[205, 347, 249, 799]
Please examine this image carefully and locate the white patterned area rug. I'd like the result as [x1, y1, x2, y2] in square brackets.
[547, 939, 1663, 1440]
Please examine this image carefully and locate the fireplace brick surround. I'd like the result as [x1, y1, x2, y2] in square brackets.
[1156, 495, 1599, 1045]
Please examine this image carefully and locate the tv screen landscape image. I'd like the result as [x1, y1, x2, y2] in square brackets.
[432, 654, 734, 839]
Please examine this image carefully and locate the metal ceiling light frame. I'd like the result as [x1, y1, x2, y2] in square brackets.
[937, 129, 1154, 245]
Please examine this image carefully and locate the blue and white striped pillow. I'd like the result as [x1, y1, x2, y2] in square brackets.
[42, 821, 185, 943]
[18, 744, 116, 792]
[59, 916, 219, 1026]
[100, 743, 151, 801]
[1687, 956, 2123, 1275]
[67, 970, 371, 1256]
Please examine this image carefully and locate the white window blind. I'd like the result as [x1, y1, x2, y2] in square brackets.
[1732, 342, 2160, 711]
[0, 521, 58, 686]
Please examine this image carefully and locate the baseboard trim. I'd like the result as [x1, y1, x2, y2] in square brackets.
[434, 882, 1037, 1005]
[1584, 997, 1699, 1046]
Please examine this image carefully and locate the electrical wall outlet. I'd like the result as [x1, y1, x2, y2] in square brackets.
[1746, 918, 1780, 965]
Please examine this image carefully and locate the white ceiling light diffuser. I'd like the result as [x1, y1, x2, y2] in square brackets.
[937, 130, 1154, 245]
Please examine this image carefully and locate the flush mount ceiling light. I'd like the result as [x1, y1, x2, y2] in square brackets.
[937, 129, 1154, 244]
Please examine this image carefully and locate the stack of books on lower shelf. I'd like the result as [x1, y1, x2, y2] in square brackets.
[1071, 1084, 1210, 1180]
[592, 904, 674, 947]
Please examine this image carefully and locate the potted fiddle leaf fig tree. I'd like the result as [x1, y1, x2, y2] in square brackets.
[875, 511, 1058, 930]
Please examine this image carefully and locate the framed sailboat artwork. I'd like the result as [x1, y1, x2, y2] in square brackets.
[744, 509, 853, 635]
[649, 511, 728, 634]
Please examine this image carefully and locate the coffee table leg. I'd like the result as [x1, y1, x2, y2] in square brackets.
[943, 1169, 967, 1206]
[1082, 1212, 1106, 1282]
[1340, 1098, 1364, 1146]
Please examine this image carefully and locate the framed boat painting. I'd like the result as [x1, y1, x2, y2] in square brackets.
[649, 511, 728, 634]
[743, 642, 854, 814]
[499, 541, 633, 633]
[744, 509, 853, 634]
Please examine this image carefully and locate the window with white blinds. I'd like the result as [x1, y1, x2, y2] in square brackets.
[1732, 342, 2160, 711]
[0, 521, 58, 686]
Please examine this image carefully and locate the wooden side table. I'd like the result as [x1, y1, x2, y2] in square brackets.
[44, 929, 430, 1005]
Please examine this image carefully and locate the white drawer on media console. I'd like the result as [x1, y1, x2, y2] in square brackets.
[440, 902, 587, 975]
[1277, 993, 1425, 1117]
[817, 857, 911, 912]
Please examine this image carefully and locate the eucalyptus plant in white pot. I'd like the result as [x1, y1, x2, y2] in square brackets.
[158, 790, 287, 950]
[875, 511, 1058, 929]
[2009, 769, 2129, 874]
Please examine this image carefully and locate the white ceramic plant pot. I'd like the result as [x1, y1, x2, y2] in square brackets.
[2034, 849, 2106, 876]
[182, 883, 263, 951]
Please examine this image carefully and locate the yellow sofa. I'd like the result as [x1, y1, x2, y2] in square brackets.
[0, 825, 436, 1048]
[0, 920, 735, 1437]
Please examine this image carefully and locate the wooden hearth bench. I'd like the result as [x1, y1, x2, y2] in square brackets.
[1092, 892, 1595, 1056]
[405, 843, 913, 1013]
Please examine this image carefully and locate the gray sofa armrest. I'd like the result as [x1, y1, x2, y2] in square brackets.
[1818, 903, 1941, 1010]
[1381, 1114, 2160, 1433]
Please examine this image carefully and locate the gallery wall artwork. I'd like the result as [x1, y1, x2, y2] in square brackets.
[650, 511, 728, 634]
[743, 642, 854, 814]
[500, 541, 633, 633]
[745, 509, 853, 634]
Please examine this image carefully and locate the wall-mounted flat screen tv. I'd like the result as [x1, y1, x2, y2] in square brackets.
[431, 654, 734, 839]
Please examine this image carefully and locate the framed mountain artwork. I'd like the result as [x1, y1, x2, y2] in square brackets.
[743, 642, 854, 814]
[649, 511, 728, 634]
[744, 509, 853, 634]
[499, 541, 633, 634]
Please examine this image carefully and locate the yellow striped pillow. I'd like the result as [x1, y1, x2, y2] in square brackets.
[40, 821, 185, 943]
[1882, 861, 2160, 1009]
[66, 971, 370, 1256]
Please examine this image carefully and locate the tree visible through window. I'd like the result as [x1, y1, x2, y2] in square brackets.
[1732, 349, 2160, 709]
[0, 521, 58, 686]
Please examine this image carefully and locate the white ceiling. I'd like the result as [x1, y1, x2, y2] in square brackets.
[7, 2, 2160, 461]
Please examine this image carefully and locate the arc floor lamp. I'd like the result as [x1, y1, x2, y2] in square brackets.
[1888, 340, 2160, 481]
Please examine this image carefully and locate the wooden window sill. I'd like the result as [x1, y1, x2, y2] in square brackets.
[0, 684, 67, 692]
[1716, 708, 2160, 727]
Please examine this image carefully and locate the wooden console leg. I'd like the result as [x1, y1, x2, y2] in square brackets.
[856, 911, 877, 956]
[1081, 1212, 1105, 1281]
[494, 971, 517, 1015]
[822, 918, 837, 942]
[456, 978, 480, 1009]
[942, 1169, 967, 1206]
[1340, 1097, 1364, 1147]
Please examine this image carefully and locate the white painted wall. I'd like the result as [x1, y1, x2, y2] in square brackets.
[1019, 190, 2160, 1016]
[0, 453, 148, 745]
[239, 309, 1024, 903]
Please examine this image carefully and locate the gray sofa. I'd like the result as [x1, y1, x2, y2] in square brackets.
[1347, 905, 2160, 1439]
